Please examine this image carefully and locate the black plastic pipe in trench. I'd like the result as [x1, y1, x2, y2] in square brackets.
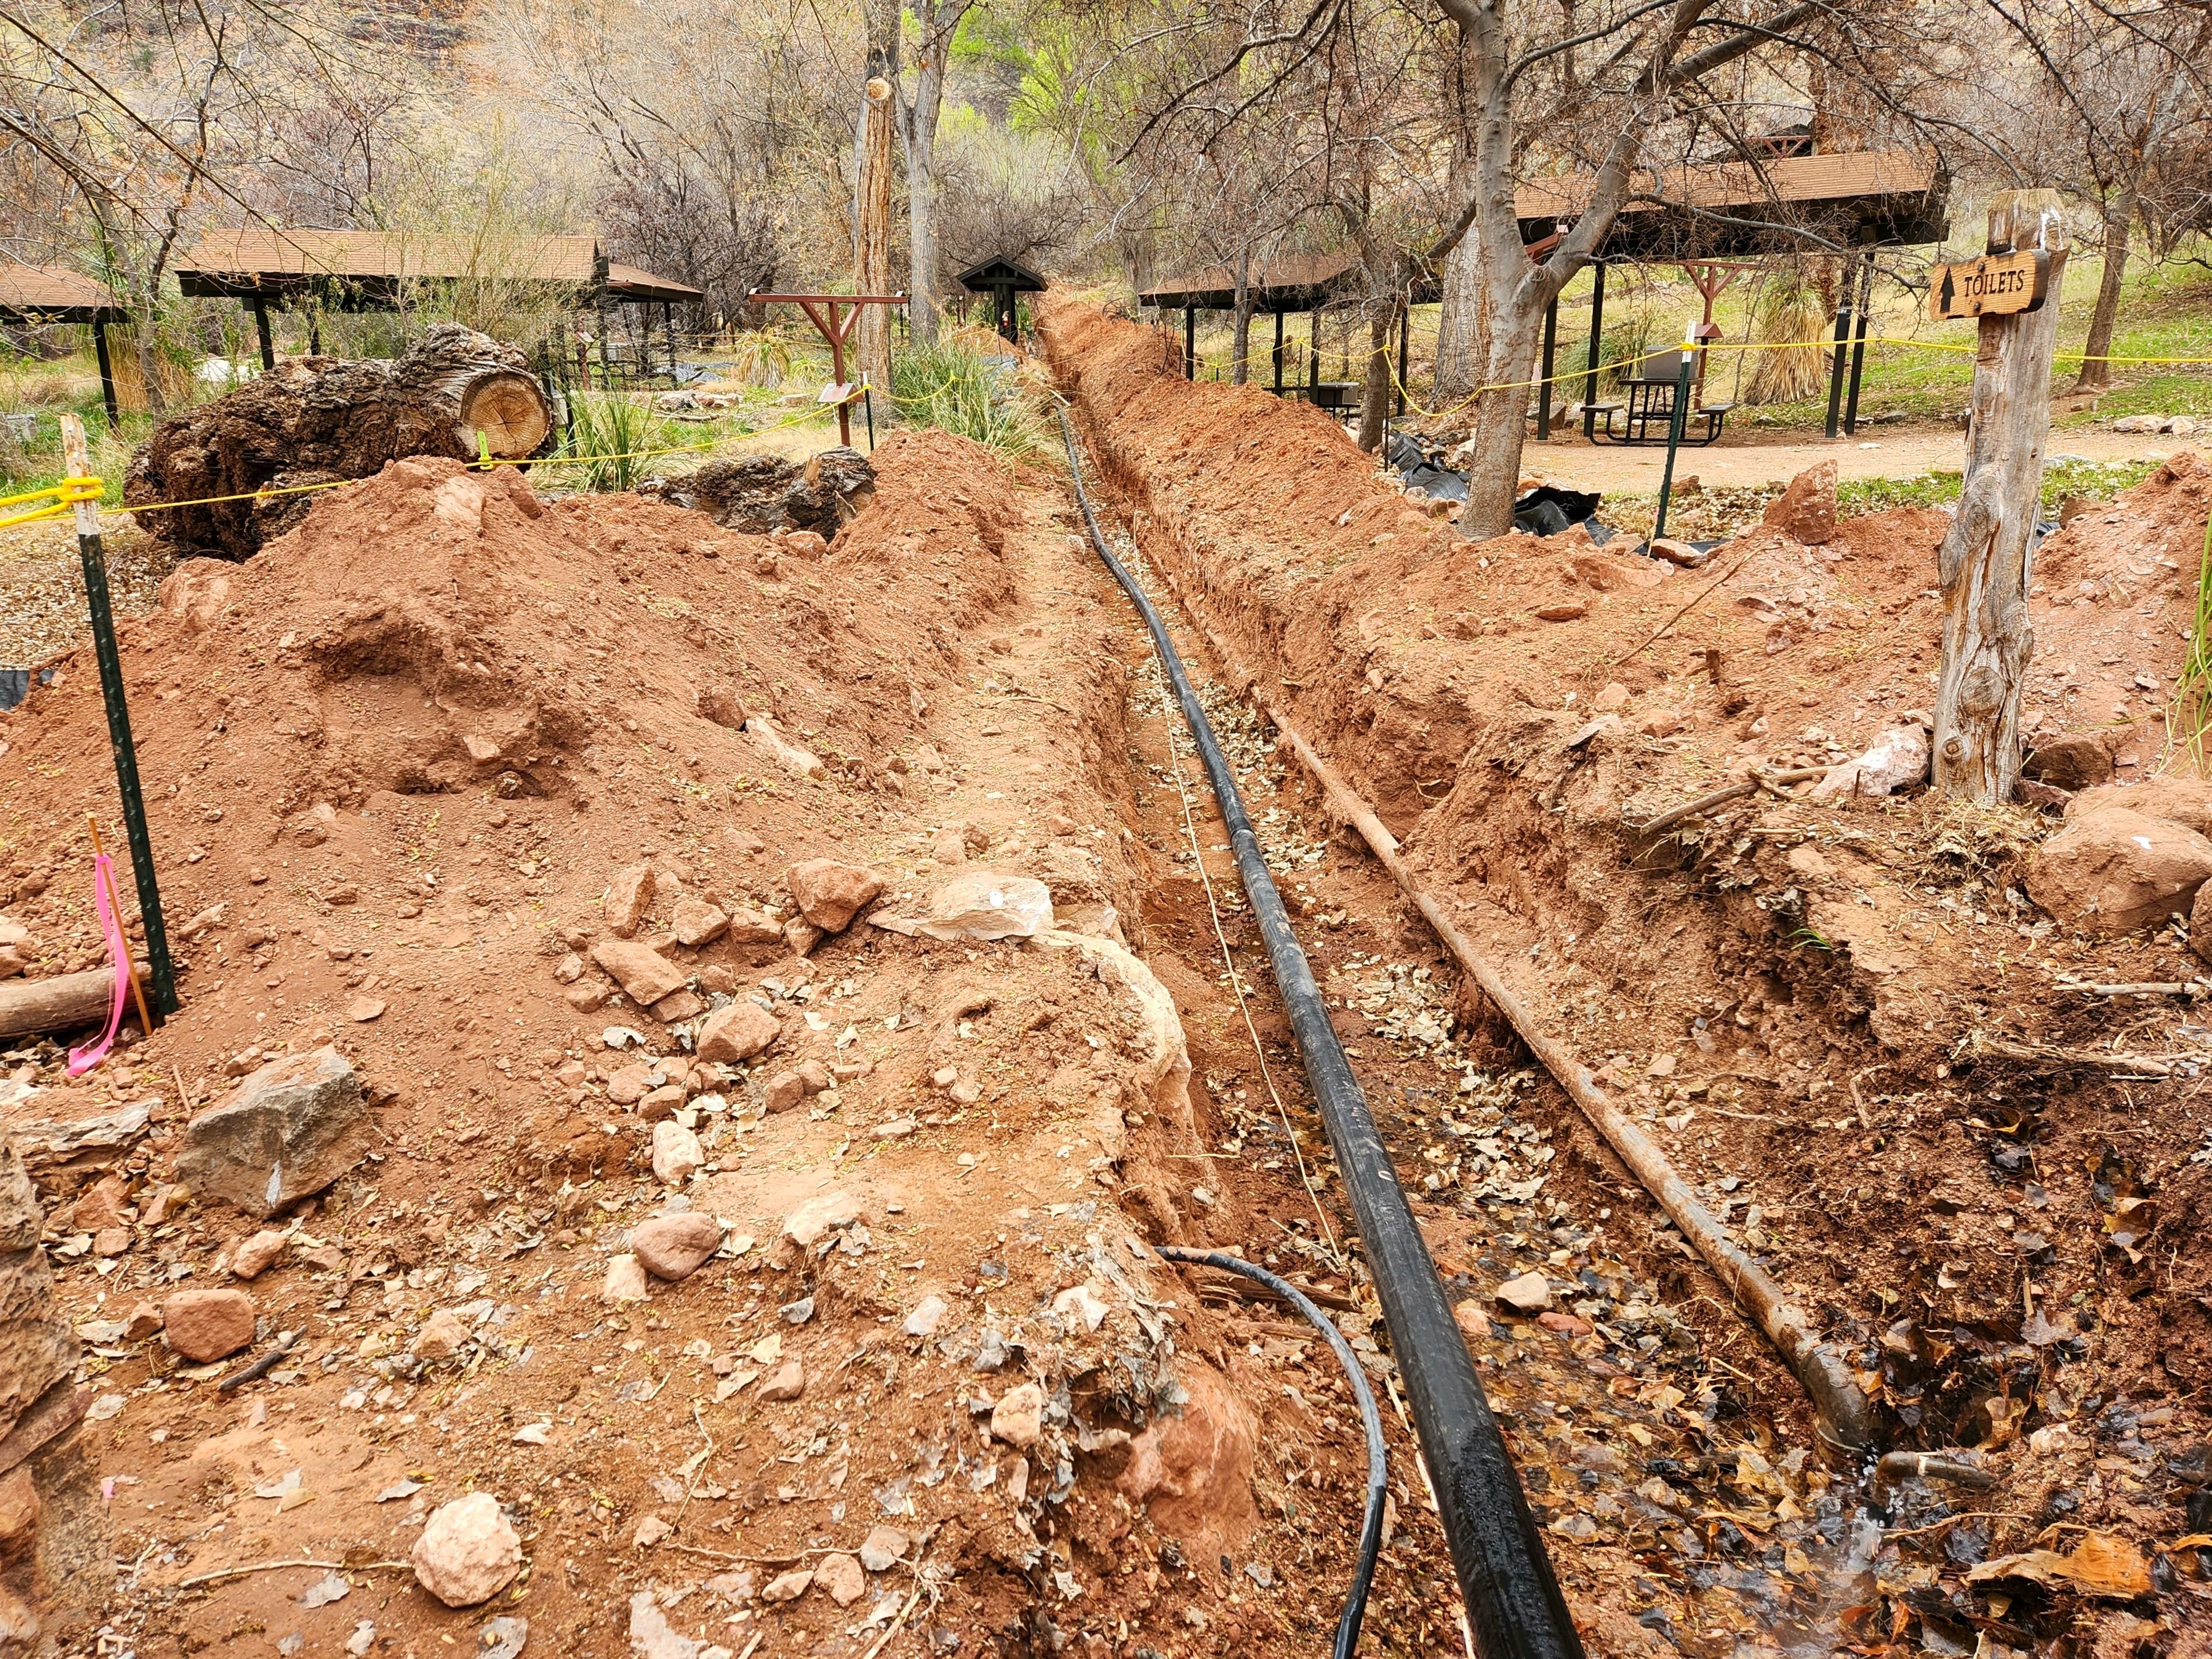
[1055, 409, 1586, 1659]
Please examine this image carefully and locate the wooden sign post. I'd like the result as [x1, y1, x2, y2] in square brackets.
[1931, 190, 2068, 805]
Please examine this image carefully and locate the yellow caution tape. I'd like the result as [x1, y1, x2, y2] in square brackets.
[0, 475, 102, 530]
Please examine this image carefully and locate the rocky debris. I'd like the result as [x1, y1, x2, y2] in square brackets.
[759, 1566, 812, 1603]
[2026, 806, 2212, 933]
[786, 859, 884, 932]
[1808, 721, 1930, 802]
[903, 1296, 949, 1338]
[696, 1002, 778, 1064]
[2022, 733, 2114, 792]
[229, 1230, 288, 1280]
[414, 1308, 471, 1360]
[815, 1552, 865, 1607]
[671, 901, 728, 947]
[1454, 1301, 1492, 1340]
[858, 1525, 908, 1572]
[603, 1255, 649, 1303]
[868, 868, 1055, 942]
[631, 1213, 722, 1280]
[745, 716, 827, 781]
[724, 908, 783, 946]
[626, 1590, 722, 1659]
[1114, 1363, 1260, 1551]
[591, 942, 688, 1009]
[67, 1175, 129, 1233]
[411, 1492, 524, 1608]
[1761, 460, 1839, 544]
[638, 446, 875, 535]
[124, 1303, 162, 1341]
[758, 1360, 805, 1402]
[2065, 774, 2212, 834]
[989, 1382, 1047, 1449]
[161, 1288, 257, 1361]
[605, 866, 656, 938]
[651, 1122, 704, 1185]
[780, 1190, 860, 1250]
[1496, 1271, 1553, 1313]
[175, 1046, 365, 1218]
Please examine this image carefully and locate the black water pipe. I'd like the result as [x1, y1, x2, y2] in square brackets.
[1055, 407, 1585, 1659]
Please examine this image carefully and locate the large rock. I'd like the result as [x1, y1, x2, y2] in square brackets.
[630, 1214, 722, 1281]
[2065, 775, 2212, 834]
[591, 941, 688, 1007]
[1809, 723, 1930, 803]
[2026, 806, 2212, 933]
[161, 1289, 256, 1361]
[651, 1122, 704, 1186]
[175, 1046, 365, 1218]
[604, 865, 656, 938]
[411, 1491, 523, 1608]
[1761, 460, 1838, 544]
[786, 859, 884, 932]
[989, 1382, 1047, 1449]
[2022, 734, 2114, 793]
[695, 1001, 778, 1063]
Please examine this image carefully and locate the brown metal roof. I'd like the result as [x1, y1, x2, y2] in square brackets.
[606, 261, 704, 303]
[174, 231, 700, 306]
[0, 260, 123, 321]
[1516, 149, 1948, 259]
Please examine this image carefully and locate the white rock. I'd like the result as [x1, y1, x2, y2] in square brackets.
[903, 1295, 950, 1338]
[990, 1381, 1047, 1449]
[652, 1121, 704, 1186]
[780, 1190, 861, 1248]
[1052, 1283, 1109, 1332]
[1808, 723, 1930, 802]
[410, 1492, 524, 1608]
[1496, 1271, 1553, 1313]
[602, 1254, 649, 1303]
[859, 1524, 908, 1572]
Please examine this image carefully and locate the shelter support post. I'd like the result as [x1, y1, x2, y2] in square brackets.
[1582, 262, 1607, 440]
[1185, 307, 1196, 380]
[1394, 301, 1408, 416]
[1823, 278, 1855, 440]
[1844, 256, 1875, 435]
[91, 323, 118, 432]
[1537, 293, 1559, 440]
[1273, 309, 1285, 396]
[250, 298, 274, 372]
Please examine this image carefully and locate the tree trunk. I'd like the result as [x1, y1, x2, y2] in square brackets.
[1432, 231, 1487, 402]
[1356, 305, 1393, 452]
[1458, 303, 1546, 536]
[122, 322, 554, 558]
[1934, 191, 2069, 804]
[854, 76, 896, 384]
[2075, 192, 2134, 391]
[897, 1, 967, 351]
[1230, 247, 1254, 386]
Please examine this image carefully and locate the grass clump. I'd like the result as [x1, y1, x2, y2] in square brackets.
[889, 338, 1054, 464]
[550, 391, 679, 493]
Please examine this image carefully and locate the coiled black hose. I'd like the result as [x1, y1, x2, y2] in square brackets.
[1056, 408, 1585, 1659]
[1154, 1246, 1386, 1659]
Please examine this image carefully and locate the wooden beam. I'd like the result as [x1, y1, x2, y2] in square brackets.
[0, 964, 148, 1042]
[1933, 190, 2069, 805]
[854, 76, 895, 388]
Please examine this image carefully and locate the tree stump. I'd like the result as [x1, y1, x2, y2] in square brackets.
[123, 323, 555, 559]
[1932, 192, 2069, 804]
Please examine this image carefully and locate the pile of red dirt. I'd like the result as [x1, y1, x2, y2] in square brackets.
[1044, 290, 2212, 1654]
[0, 430, 1405, 1657]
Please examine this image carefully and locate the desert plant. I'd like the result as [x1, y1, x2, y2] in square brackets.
[727, 328, 800, 388]
[1742, 274, 1832, 405]
[552, 390, 671, 492]
[2169, 508, 2212, 774]
[889, 338, 1054, 464]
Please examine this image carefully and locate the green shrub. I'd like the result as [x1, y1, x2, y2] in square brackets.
[888, 340, 1053, 464]
[550, 391, 672, 493]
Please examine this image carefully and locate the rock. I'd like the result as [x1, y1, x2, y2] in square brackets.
[781, 1190, 860, 1248]
[605, 865, 656, 938]
[591, 942, 688, 1007]
[903, 1296, 949, 1338]
[745, 717, 826, 780]
[69, 1175, 130, 1233]
[1591, 682, 1630, 713]
[1495, 1272, 1553, 1314]
[759, 1567, 812, 1603]
[564, 983, 609, 1013]
[229, 1229, 288, 1280]
[1761, 459, 1839, 543]
[631, 1214, 722, 1280]
[762, 1071, 807, 1112]
[724, 908, 782, 945]
[638, 1085, 687, 1122]
[346, 996, 386, 1023]
[1112, 1360, 1259, 1548]
[1534, 602, 1588, 622]
[162, 1288, 256, 1361]
[782, 918, 823, 956]
[2065, 775, 2212, 834]
[868, 868, 1055, 943]
[632, 1515, 670, 1550]
[794, 1057, 833, 1092]
[124, 1301, 162, 1341]
[1454, 1301, 1492, 1340]
[1646, 536, 1707, 568]
[651, 989, 706, 1023]
[175, 1046, 365, 1218]
[554, 953, 585, 984]
[990, 1382, 1047, 1449]
[1054, 1283, 1109, 1332]
[414, 1308, 471, 1359]
[1539, 1310, 1594, 1336]
[2113, 413, 2160, 433]
[2022, 734, 2113, 793]
[626, 1590, 711, 1659]
[858, 1525, 908, 1573]
[2027, 806, 2212, 933]
[815, 1552, 865, 1607]
[602, 1254, 649, 1303]
[695, 1001, 778, 1063]
[758, 1360, 804, 1402]
[929, 829, 967, 864]
[1808, 723, 1930, 802]
[607, 1063, 654, 1106]
[651, 1122, 704, 1185]
[93, 1227, 132, 1258]
[670, 901, 728, 947]
[786, 859, 884, 932]
[411, 1492, 523, 1608]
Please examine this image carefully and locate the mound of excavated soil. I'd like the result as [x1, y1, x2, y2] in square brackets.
[1045, 291, 2212, 1652]
[1, 430, 1416, 1656]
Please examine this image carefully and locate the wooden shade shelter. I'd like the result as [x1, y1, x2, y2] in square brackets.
[0, 261, 128, 430]
[956, 256, 1046, 341]
[174, 229, 703, 372]
[1514, 148, 1950, 441]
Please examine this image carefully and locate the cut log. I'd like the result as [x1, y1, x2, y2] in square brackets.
[0, 964, 149, 1042]
[124, 323, 555, 559]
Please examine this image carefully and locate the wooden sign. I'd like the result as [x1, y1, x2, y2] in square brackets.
[1929, 250, 2052, 320]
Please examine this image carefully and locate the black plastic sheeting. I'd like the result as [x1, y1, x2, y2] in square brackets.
[0, 666, 55, 713]
[1381, 433, 1621, 544]
[1057, 408, 1586, 1659]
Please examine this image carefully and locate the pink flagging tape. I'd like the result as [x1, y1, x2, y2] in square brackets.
[66, 852, 129, 1076]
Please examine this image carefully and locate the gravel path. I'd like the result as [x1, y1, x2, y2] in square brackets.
[0, 519, 176, 668]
